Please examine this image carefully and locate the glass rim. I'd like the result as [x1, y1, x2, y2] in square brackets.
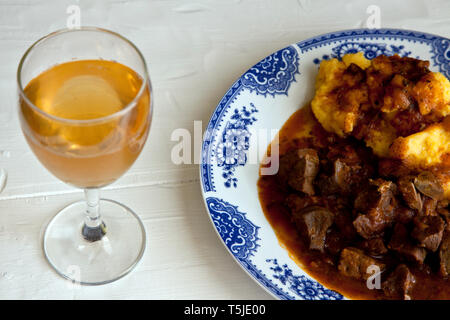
[17, 26, 152, 125]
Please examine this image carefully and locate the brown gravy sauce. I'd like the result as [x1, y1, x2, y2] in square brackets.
[257, 105, 450, 300]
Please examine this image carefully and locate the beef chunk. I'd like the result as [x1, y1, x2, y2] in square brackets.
[411, 216, 445, 252]
[439, 232, 450, 277]
[414, 171, 444, 200]
[353, 179, 397, 239]
[360, 238, 388, 256]
[388, 223, 427, 264]
[292, 206, 334, 252]
[353, 215, 376, 239]
[331, 159, 357, 194]
[278, 148, 319, 195]
[398, 175, 422, 211]
[421, 197, 438, 216]
[382, 264, 416, 300]
[333, 159, 351, 186]
[338, 247, 385, 280]
[317, 154, 372, 196]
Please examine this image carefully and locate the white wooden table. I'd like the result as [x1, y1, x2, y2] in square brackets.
[0, 0, 448, 299]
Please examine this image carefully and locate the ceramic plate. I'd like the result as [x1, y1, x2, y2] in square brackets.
[199, 28, 449, 300]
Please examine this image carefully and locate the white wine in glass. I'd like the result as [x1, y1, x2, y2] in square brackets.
[17, 28, 153, 285]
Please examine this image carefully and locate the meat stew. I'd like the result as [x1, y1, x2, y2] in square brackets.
[257, 105, 450, 300]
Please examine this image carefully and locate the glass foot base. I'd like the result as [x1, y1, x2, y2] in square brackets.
[43, 199, 146, 285]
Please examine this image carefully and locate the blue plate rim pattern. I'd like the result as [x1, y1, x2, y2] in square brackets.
[199, 28, 449, 300]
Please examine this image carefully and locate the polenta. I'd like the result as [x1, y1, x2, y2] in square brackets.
[311, 53, 450, 199]
[390, 118, 450, 169]
[311, 53, 450, 160]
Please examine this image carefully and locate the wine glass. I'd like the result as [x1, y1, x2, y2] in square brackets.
[17, 27, 153, 285]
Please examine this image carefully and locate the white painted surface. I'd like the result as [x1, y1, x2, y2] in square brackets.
[0, 0, 448, 299]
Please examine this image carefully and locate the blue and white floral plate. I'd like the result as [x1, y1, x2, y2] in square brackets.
[200, 29, 449, 300]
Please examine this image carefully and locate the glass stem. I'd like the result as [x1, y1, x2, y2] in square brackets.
[82, 188, 106, 242]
